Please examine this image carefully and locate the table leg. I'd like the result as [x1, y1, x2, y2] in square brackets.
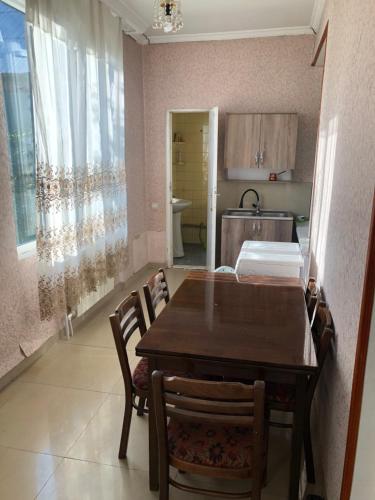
[289, 374, 308, 500]
[148, 358, 159, 491]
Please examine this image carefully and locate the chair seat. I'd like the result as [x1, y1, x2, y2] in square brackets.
[132, 358, 149, 391]
[167, 420, 253, 469]
[132, 359, 187, 392]
[266, 382, 296, 408]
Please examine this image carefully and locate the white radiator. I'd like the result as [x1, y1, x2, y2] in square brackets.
[77, 278, 115, 317]
[64, 278, 115, 338]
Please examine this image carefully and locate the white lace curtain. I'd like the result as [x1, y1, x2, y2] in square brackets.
[26, 0, 128, 320]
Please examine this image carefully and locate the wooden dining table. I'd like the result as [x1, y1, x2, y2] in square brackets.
[136, 271, 318, 500]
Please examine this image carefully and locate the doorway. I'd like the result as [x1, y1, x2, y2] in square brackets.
[166, 108, 218, 270]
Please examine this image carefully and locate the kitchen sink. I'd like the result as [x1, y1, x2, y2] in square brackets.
[223, 209, 293, 220]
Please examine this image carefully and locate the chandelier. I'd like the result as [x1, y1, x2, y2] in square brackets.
[153, 1, 183, 33]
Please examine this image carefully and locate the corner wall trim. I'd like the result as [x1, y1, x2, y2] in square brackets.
[148, 26, 314, 45]
[311, 22, 329, 67]
[310, 0, 327, 33]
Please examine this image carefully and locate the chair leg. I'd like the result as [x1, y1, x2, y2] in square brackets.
[159, 481, 169, 500]
[118, 396, 133, 459]
[159, 466, 169, 500]
[304, 413, 316, 484]
[159, 450, 169, 500]
[137, 396, 146, 417]
[263, 408, 270, 487]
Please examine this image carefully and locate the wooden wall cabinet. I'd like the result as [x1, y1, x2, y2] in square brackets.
[224, 113, 298, 171]
[221, 217, 294, 268]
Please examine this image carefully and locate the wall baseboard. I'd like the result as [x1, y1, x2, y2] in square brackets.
[0, 333, 59, 392]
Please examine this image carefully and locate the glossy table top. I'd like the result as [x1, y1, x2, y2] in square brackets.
[136, 272, 318, 373]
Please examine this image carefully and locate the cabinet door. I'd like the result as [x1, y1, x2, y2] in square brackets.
[259, 114, 298, 170]
[224, 114, 261, 169]
[243, 219, 264, 241]
[221, 218, 245, 267]
[244, 220, 293, 242]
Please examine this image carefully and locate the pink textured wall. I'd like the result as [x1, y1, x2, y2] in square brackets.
[0, 86, 60, 379]
[142, 35, 323, 237]
[310, 0, 375, 497]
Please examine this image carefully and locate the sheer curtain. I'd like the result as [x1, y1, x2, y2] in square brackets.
[26, 0, 127, 320]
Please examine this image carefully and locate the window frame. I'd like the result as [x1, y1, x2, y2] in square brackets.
[3, 0, 24, 13]
[2, 0, 37, 258]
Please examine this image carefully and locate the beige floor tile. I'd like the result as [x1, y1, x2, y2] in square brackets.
[67, 394, 149, 471]
[0, 380, 22, 409]
[110, 376, 125, 396]
[69, 315, 116, 349]
[36, 456, 278, 500]
[0, 382, 106, 455]
[263, 428, 291, 499]
[0, 446, 61, 500]
[19, 342, 121, 393]
[172, 472, 282, 500]
[36, 458, 158, 500]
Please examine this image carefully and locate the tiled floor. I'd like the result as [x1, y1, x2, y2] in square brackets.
[173, 243, 206, 267]
[0, 265, 307, 499]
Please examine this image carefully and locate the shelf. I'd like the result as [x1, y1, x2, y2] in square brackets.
[173, 141, 185, 144]
[219, 179, 312, 185]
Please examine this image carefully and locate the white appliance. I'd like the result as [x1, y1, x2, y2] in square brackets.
[235, 241, 304, 278]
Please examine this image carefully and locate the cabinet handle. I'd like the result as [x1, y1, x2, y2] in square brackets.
[259, 151, 264, 165]
[254, 152, 260, 167]
[253, 222, 256, 232]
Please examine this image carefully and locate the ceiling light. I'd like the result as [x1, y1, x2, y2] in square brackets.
[153, 1, 183, 34]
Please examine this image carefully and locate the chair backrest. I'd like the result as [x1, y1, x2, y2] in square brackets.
[152, 372, 265, 496]
[143, 268, 170, 324]
[311, 303, 333, 361]
[308, 303, 334, 397]
[305, 278, 319, 322]
[109, 291, 147, 393]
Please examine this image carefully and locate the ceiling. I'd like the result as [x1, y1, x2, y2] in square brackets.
[105, 0, 326, 44]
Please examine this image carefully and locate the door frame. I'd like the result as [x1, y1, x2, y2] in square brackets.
[340, 191, 375, 499]
[166, 108, 218, 270]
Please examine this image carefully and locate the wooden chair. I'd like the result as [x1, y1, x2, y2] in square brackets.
[267, 303, 334, 484]
[152, 372, 266, 500]
[109, 291, 149, 459]
[143, 268, 170, 324]
[305, 278, 319, 323]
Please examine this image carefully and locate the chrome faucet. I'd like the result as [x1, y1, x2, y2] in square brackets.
[239, 188, 261, 214]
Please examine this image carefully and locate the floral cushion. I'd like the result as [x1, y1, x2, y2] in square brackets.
[266, 382, 296, 407]
[132, 358, 149, 391]
[168, 420, 253, 469]
[132, 359, 188, 392]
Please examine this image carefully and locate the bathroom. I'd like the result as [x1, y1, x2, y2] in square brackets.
[172, 111, 209, 267]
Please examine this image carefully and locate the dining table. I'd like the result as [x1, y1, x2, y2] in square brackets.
[136, 271, 318, 500]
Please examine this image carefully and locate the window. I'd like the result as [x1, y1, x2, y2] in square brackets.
[0, 0, 36, 246]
